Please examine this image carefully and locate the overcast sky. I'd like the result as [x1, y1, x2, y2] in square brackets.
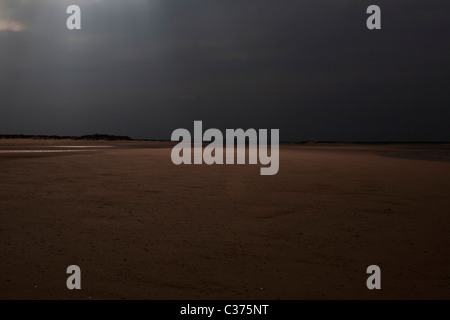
[0, 0, 449, 141]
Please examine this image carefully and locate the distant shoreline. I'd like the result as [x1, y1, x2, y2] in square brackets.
[1, 134, 450, 144]
[0, 134, 150, 141]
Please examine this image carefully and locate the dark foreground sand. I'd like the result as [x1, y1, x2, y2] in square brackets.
[0, 140, 449, 299]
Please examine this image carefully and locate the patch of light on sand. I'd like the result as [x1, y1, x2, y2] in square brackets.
[50, 146, 114, 148]
[0, 20, 27, 32]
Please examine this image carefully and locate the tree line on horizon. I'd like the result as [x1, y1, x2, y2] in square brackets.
[0, 134, 133, 141]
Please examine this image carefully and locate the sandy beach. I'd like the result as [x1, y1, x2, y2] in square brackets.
[1, 140, 449, 299]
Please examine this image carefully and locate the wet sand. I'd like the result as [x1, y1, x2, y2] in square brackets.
[1, 140, 449, 299]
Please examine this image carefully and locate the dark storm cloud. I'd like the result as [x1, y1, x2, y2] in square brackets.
[1, 0, 450, 140]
